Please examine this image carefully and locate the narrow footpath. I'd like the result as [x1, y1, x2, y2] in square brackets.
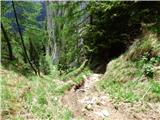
[61, 74, 129, 120]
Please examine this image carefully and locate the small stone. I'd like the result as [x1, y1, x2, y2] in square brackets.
[95, 110, 109, 118]
[114, 105, 118, 110]
[54, 97, 58, 101]
[82, 108, 86, 112]
[102, 110, 109, 117]
[96, 101, 102, 106]
[33, 98, 37, 103]
[85, 104, 93, 111]
[95, 112, 105, 118]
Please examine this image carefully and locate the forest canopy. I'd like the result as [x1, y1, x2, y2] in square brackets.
[1, 1, 160, 74]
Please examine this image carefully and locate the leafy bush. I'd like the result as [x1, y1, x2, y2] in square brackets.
[136, 52, 160, 78]
[39, 55, 52, 75]
[144, 64, 153, 78]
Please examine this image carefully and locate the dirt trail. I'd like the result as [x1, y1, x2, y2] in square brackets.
[61, 74, 129, 120]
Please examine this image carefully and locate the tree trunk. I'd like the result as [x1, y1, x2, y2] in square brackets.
[46, 1, 61, 64]
[29, 38, 40, 76]
[77, 2, 89, 63]
[90, 14, 93, 25]
[1, 22, 13, 60]
[12, 1, 37, 74]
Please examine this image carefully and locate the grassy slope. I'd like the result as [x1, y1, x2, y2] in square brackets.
[1, 64, 91, 120]
[97, 31, 160, 103]
[1, 68, 72, 120]
[1, 31, 159, 119]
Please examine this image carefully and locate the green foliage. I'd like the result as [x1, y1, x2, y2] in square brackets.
[98, 43, 160, 103]
[144, 64, 153, 78]
[1, 68, 72, 120]
[136, 52, 160, 78]
[1, 1, 46, 74]
[39, 55, 51, 75]
[73, 67, 91, 84]
[2, 1, 160, 74]
[55, 83, 73, 94]
[55, 67, 91, 95]
[83, 1, 160, 70]
[1, 1, 160, 120]
[46, 1, 88, 72]
[151, 81, 160, 95]
[148, 16, 160, 33]
[98, 79, 139, 103]
[61, 59, 88, 81]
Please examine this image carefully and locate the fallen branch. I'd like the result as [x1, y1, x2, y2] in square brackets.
[62, 59, 88, 81]
[139, 86, 151, 103]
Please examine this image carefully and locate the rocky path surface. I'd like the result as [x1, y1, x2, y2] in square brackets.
[61, 74, 129, 120]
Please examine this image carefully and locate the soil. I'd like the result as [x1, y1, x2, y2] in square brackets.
[61, 74, 160, 120]
[61, 74, 129, 120]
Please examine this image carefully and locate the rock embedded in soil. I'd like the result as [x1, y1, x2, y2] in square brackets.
[94, 109, 110, 118]
[61, 74, 130, 120]
[85, 104, 93, 111]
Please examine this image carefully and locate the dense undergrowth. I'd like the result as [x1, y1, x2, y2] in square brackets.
[97, 31, 160, 103]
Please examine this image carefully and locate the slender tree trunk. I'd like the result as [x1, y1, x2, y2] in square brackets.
[77, 2, 89, 64]
[29, 38, 40, 76]
[46, 1, 52, 57]
[90, 14, 93, 25]
[12, 1, 37, 74]
[1, 22, 13, 60]
[46, 1, 61, 64]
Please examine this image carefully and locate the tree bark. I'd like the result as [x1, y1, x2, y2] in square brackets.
[29, 38, 40, 76]
[1, 22, 14, 60]
[46, 1, 61, 64]
[12, 1, 37, 74]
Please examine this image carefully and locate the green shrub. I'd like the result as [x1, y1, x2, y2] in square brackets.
[136, 52, 160, 78]
[144, 64, 153, 78]
[39, 55, 51, 75]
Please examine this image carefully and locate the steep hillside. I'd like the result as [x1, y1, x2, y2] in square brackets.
[0, 64, 92, 120]
[98, 31, 160, 119]
[0, 67, 72, 120]
[1, 31, 159, 120]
